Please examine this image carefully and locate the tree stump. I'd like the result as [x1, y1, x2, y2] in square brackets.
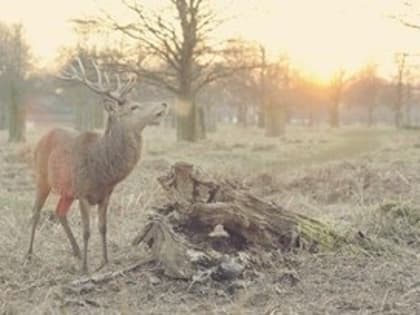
[133, 162, 347, 280]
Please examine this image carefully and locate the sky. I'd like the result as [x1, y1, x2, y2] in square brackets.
[1, 0, 420, 81]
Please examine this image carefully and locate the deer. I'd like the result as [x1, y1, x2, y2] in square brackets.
[26, 58, 167, 273]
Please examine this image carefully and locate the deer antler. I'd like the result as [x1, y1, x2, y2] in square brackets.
[59, 57, 137, 105]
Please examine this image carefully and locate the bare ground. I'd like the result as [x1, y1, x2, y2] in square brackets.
[1, 125, 420, 314]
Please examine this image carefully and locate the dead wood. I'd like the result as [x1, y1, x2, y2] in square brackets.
[157, 162, 345, 251]
[66, 256, 155, 294]
[132, 217, 194, 279]
[131, 162, 350, 281]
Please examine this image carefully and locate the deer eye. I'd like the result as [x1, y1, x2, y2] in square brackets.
[130, 105, 140, 111]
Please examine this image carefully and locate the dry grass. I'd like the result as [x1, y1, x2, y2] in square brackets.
[1, 124, 420, 314]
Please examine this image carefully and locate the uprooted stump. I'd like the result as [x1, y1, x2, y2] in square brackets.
[132, 162, 348, 281]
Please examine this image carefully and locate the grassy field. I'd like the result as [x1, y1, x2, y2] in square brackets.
[2, 124, 420, 314]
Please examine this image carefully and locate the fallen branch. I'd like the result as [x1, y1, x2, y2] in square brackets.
[65, 256, 155, 294]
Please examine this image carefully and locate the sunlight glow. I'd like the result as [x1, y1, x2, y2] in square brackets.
[0, 0, 419, 79]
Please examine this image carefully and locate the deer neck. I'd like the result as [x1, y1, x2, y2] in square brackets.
[96, 118, 143, 185]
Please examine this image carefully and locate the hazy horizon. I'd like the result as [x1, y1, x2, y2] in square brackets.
[1, 0, 420, 81]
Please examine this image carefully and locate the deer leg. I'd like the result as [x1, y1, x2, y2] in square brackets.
[27, 186, 50, 258]
[56, 197, 80, 259]
[79, 198, 91, 274]
[96, 195, 110, 271]
[59, 216, 81, 259]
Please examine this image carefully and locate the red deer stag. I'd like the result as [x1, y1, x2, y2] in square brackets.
[27, 58, 167, 273]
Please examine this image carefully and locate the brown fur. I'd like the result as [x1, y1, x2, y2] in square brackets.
[35, 124, 142, 208]
[27, 101, 166, 273]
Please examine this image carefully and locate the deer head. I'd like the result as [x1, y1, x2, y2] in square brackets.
[59, 57, 167, 131]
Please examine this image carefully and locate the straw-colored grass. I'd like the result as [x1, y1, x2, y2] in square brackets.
[2, 124, 420, 314]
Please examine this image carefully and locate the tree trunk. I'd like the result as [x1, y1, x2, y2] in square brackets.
[394, 80, 403, 128]
[394, 105, 402, 128]
[395, 54, 405, 129]
[197, 105, 206, 139]
[164, 107, 177, 129]
[258, 45, 267, 129]
[176, 92, 206, 142]
[405, 104, 412, 128]
[0, 101, 7, 130]
[8, 81, 25, 142]
[367, 104, 374, 127]
[329, 101, 339, 128]
[257, 108, 265, 128]
[237, 103, 248, 127]
[265, 103, 286, 137]
[307, 107, 315, 128]
[205, 105, 217, 133]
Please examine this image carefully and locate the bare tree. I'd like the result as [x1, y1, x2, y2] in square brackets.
[0, 23, 31, 142]
[258, 45, 267, 128]
[391, 3, 420, 127]
[288, 72, 327, 128]
[78, 0, 240, 142]
[394, 53, 409, 128]
[218, 39, 261, 127]
[393, 1, 420, 29]
[361, 65, 381, 127]
[264, 58, 290, 137]
[328, 69, 346, 128]
[345, 64, 383, 127]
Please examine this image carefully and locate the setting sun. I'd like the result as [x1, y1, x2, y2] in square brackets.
[1, 0, 419, 79]
[227, 0, 420, 80]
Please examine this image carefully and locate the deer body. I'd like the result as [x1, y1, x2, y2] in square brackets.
[37, 124, 142, 207]
[27, 58, 166, 273]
